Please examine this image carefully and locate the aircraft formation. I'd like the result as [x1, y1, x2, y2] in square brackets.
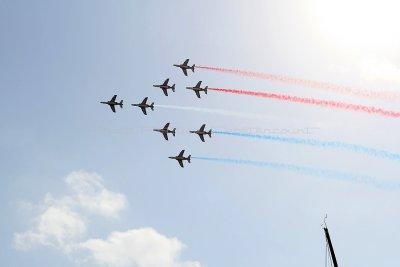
[99, 60, 347, 267]
[100, 59, 211, 168]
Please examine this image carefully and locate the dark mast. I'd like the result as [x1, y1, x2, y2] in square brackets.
[323, 216, 338, 267]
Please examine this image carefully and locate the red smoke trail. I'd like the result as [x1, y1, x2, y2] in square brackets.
[209, 87, 400, 119]
[197, 65, 400, 102]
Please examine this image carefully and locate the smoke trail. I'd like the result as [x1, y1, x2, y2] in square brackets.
[155, 104, 322, 132]
[192, 156, 397, 190]
[197, 65, 400, 102]
[214, 131, 400, 162]
[155, 104, 273, 121]
[209, 88, 400, 119]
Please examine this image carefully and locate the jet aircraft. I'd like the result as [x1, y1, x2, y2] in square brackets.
[153, 123, 176, 141]
[190, 124, 212, 142]
[132, 97, 154, 115]
[153, 78, 175, 96]
[186, 81, 208, 98]
[173, 59, 195, 76]
[169, 150, 191, 168]
[100, 95, 123, 113]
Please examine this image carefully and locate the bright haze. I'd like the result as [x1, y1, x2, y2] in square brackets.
[1, 0, 400, 267]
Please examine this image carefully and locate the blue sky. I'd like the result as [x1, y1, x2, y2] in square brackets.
[1, 0, 400, 266]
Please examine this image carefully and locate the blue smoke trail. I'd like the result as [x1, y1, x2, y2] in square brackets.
[192, 156, 398, 190]
[214, 131, 400, 162]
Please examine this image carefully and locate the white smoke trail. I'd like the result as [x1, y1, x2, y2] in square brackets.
[155, 104, 272, 121]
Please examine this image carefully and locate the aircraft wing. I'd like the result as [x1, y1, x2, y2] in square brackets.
[141, 97, 148, 105]
[162, 88, 168, 96]
[195, 81, 202, 88]
[163, 132, 169, 141]
[183, 59, 189, 66]
[163, 78, 169, 86]
[199, 124, 206, 132]
[199, 134, 205, 142]
[178, 159, 184, 168]
[163, 123, 170, 130]
[110, 105, 116, 113]
[195, 91, 201, 98]
[111, 95, 117, 102]
[140, 107, 147, 115]
[182, 68, 188, 76]
[178, 150, 185, 157]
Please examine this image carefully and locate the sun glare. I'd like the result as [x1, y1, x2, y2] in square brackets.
[308, 0, 400, 54]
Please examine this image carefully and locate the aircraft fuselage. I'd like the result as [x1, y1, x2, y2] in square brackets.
[187, 87, 204, 92]
[153, 84, 172, 89]
[101, 101, 120, 106]
[190, 130, 207, 135]
[154, 129, 173, 134]
[169, 156, 189, 161]
[133, 103, 150, 108]
[174, 64, 194, 70]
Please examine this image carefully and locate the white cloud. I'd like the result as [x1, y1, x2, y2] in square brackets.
[13, 171, 126, 251]
[65, 171, 127, 218]
[14, 206, 86, 252]
[79, 228, 201, 267]
[13, 171, 201, 267]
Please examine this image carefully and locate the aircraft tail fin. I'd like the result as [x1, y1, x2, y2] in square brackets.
[191, 64, 195, 72]
[150, 103, 154, 111]
[204, 86, 208, 94]
[172, 84, 175, 92]
[208, 129, 212, 138]
[172, 128, 176, 137]
[119, 100, 124, 108]
[188, 155, 191, 163]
